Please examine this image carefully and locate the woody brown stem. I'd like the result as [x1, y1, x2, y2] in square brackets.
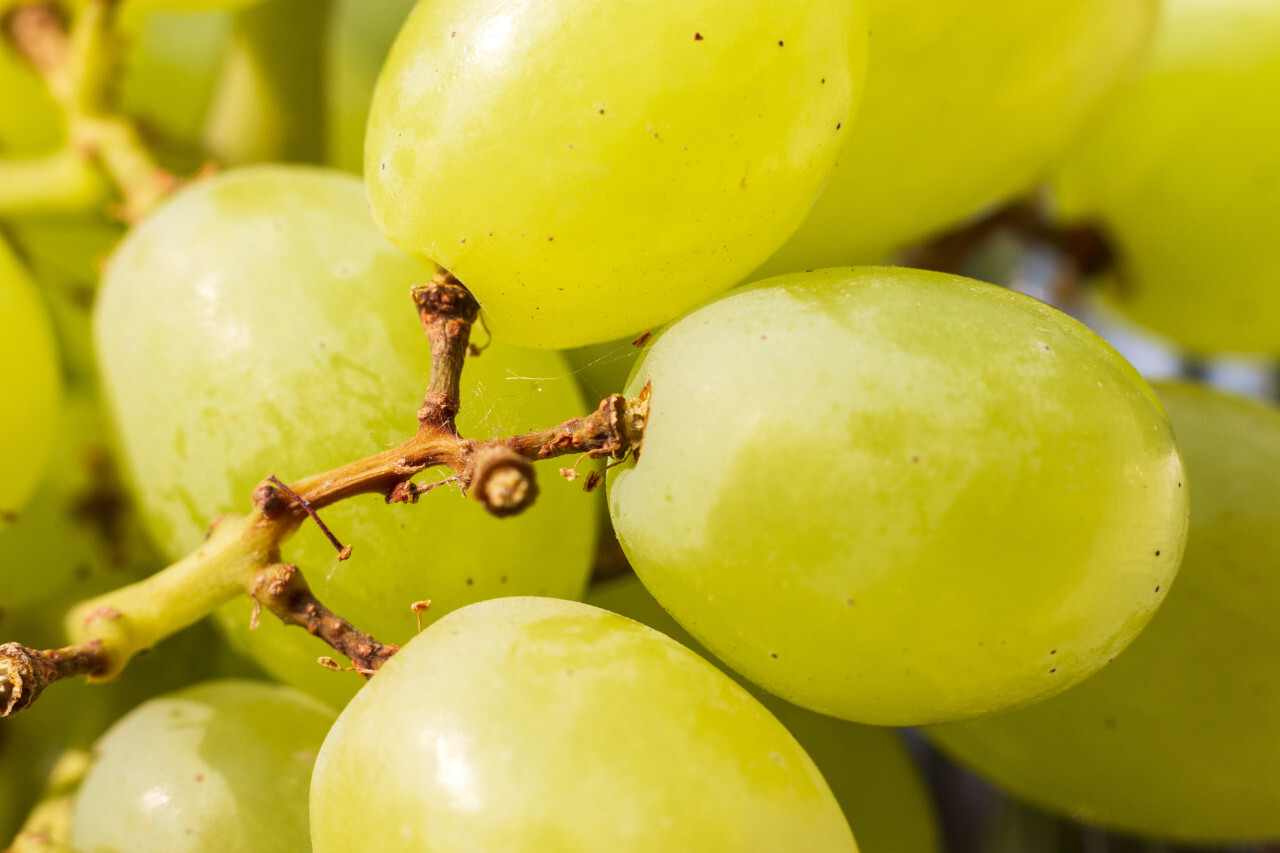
[1, 282, 649, 716]
[413, 269, 481, 432]
[0, 641, 107, 718]
[248, 563, 398, 677]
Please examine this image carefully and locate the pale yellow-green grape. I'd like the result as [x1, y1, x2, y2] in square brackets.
[0, 604, 260, 846]
[758, 0, 1159, 274]
[311, 597, 857, 852]
[70, 680, 334, 853]
[608, 267, 1187, 726]
[325, 0, 417, 175]
[588, 576, 939, 853]
[1052, 0, 1280, 354]
[0, 388, 157, 609]
[928, 383, 1280, 843]
[94, 166, 596, 708]
[366, 0, 866, 349]
[0, 240, 61, 517]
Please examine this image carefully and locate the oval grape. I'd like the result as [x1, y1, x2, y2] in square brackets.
[607, 266, 1187, 725]
[759, 0, 1159, 272]
[927, 382, 1280, 843]
[310, 596, 857, 852]
[365, 0, 866, 348]
[1052, 0, 1280, 354]
[70, 679, 334, 853]
[94, 165, 596, 707]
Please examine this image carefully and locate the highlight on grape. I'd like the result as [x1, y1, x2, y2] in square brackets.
[1, 1, 1277, 851]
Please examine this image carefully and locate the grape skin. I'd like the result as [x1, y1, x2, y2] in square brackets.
[759, 0, 1159, 272]
[0, 389, 156, 609]
[365, 0, 865, 349]
[1052, 0, 1280, 354]
[70, 679, 335, 853]
[927, 383, 1280, 843]
[93, 166, 596, 707]
[310, 597, 857, 852]
[588, 575, 940, 853]
[608, 266, 1187, 726]
[0, 241, 61, 519]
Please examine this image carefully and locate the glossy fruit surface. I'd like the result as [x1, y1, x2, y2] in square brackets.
[95, 166, 596, 707]
[608, 266, 1187, 725]
[588, 575, 940, 853]
[760, 0, 1158, 272]
[70, 679, 334, 852]
[1053, 0, 1280, 354]
[0, 240, 61, 516]
[928, 383, 1280, 843]
[311, 596, 857, 852]
[366, 0, 865, 348]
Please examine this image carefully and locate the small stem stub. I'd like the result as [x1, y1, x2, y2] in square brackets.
[0, 641, 106, 718]
[413, 271, 481, 432]
[470, 445, 539, 518]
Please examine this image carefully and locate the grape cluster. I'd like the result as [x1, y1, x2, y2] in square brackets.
[1, 0, 1278, 851]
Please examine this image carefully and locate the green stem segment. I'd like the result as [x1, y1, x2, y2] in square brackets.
[1, 0, 175, 220]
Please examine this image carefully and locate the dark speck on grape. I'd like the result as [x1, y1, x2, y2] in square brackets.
[694, 32, 703, 41]
[770, 652, 778, 659]
[1155, 550, 1161, 556]
[778, 40, 784, 46]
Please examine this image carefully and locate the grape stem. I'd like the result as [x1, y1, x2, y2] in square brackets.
[0, 277, 650, 717]
[0, 0, 177, 221]
[898, 196, 1116, 295]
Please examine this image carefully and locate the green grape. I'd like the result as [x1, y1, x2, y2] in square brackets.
[70, 679, 334, 853]
[588, 575, 939, 853]
[365, 0, 866, 349]
[311, 596, 857, 852]
[0, 387, 156, 609]
[928, 383, 1280, 843]
[0, 599, 259, 846]
[94, 165, 596, 707]
[325, 0, 417, 175]
[758, 0, 1159, 273]
[1052, 0, 1280, 354]
[608, 267, 1187, 726]
[0, 240, 61, 518]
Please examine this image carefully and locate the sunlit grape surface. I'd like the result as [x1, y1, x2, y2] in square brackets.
[94, 166, 596, 707]
[70, 679, 334, 852]
[609, 267, 1187, 725]
[1053, 0, 1280, 354]
[759, 0, 1157, 272]
[366, 0, 864, 348]
[588, 575, 940, 853]
[0, 241, 61, 517]
[311, 597, 857, 852]
[928, 383, 1280, 843]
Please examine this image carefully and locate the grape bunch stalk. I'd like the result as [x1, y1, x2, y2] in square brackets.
[2, 0, 1279, 851]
